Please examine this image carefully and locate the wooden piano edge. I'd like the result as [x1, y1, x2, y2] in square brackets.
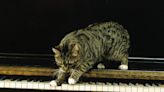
[0, 65, 164, 81]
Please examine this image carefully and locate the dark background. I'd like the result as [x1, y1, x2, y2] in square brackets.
[0, 0, 164, 57]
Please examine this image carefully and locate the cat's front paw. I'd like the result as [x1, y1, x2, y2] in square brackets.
[119, 65, 128, 70]
[49, 80, 58, 86]
[68, 78, 77, 84]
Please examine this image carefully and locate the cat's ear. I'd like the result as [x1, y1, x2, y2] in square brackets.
[52, 47, 61, 56]
[72, 44, 80, 56]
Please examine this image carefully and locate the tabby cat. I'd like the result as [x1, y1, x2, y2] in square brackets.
[50, 21, 130, 86]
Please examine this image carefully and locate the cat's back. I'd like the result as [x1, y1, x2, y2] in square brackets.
[73, 22, 129, 44]
[87, 21, 129, 39]
[60, 21, 129, 45]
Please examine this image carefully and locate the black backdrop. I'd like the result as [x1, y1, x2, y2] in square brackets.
[1, 0, 164, 57]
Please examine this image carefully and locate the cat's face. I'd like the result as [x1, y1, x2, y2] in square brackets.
[52, 44, 81, 71]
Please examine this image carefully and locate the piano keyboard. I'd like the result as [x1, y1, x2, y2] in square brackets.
[0, 79, 163, 92]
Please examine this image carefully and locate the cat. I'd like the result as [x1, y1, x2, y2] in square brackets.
[50, 21, 130, 86]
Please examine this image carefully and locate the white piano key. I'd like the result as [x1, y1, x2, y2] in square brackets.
[160, 87, 164, 92]
[27, 81, 33, 89]
[107, 83, 114, 91]
[54, 85, 62, 90]
[15, 81, 22, 89]
[79, 83, 85, 91]
[10, 81, 16, 88]
[65, 84, 74, 91]
[61, 84, 68, 90]
[21, 80, 28, 89]
[131, 86, 138, 92]
[113, 83, 120, 92]
[119, 84, 126, 92]
[96, 83, 103, 91]
[44, 82, 56, 90]
[102, 85, 108, 91]
[73, 84, 80, 91]
[125, 86, 132, 92]
[154, 87, 160, 92]
[138, 86, 144, 92]
[84, 83, 91, 91]
[38, 82, 44, 90]
[0, 80, 4, 88]
[4, 79, 11, 88]
[44, 82, 50, 89]
[143, 86, 149, 92]
[159, 84, 164, 92]
[90, 84, 97, 91]
[148, 86, 155, 92]
[32, 81, 39, 89]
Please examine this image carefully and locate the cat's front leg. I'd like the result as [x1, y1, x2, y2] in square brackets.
[68, 61, 94, 84]
[68, 69, 83, 84]
[50, 68, 66, 86]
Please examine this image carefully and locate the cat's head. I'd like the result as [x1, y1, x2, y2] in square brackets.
[52, 43, 81, 70]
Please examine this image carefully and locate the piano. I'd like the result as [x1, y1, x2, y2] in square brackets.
[0, 53, 163, 92]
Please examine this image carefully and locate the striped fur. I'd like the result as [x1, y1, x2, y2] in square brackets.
[52, 21, 130, 85]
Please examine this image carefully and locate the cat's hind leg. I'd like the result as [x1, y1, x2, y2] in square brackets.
[110, 51, 128, 70]
[97, 63, 106, 69]
[118, 55, 128, 70]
